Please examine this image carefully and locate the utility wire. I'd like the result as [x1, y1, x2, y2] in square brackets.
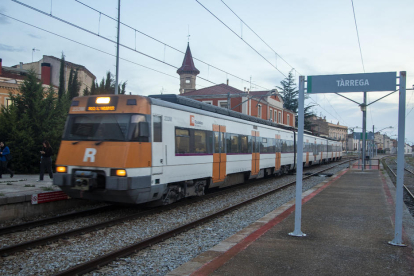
[350, 0, 365, 73]
[0, 13, 179, 80]
[0, 13, 247, 95]
[11, 0, 220, 86]
[220, 0, 300, 75]
[195, 0, 287, 78]
[73, 0, 269, 91]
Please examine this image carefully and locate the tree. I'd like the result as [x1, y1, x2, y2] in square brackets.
[277, 70, 315, 130]
[68, 69, 80, 99]
[93, 71, 127, 95]
[0, 70, 71, 173]
[58, 52, 65, 100]
[83, 87, 90, 96]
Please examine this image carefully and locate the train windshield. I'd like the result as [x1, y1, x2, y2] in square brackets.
[63, 114, 148, 142]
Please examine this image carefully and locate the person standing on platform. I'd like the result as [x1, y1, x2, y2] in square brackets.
[38, 140, 53, 182]
[0, 141, 14, 178]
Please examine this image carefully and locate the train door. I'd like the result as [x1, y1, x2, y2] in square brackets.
[313, 140, 318, 163]
[320, 141, 323, 163]
[305, 139, 309, 166]
[275, 134, 281, 171]
[152, 115, 163, 175]
[213, 125, 226, 183]
[251, 131, 260, 175]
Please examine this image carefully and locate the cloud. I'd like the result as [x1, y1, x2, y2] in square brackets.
[0, 7, 10, 25]
[0, 44, 24, 52]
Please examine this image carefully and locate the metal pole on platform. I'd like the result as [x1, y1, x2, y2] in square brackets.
[114, 0, 121, 95]
[389, 71, 407, 246]
[362, 92, 367, 171]
[290, 76, 306, 237]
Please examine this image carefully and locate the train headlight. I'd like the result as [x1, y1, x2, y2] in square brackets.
[111, 169, 127, 177]
[56, 166, 67, 173]
[96, 97, 110, 104]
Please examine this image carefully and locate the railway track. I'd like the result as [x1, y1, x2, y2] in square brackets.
[50, 159, 353, 276]
[0, 205, 118, 236]
[0, 159, 351, 258]
[382, 157, 414, 214]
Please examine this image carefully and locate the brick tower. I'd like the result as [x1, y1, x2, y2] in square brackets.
[177, 43, 200, 94]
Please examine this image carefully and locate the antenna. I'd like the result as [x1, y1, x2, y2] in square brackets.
[32, 48, 40, 62]
[187, 25, 190, 42]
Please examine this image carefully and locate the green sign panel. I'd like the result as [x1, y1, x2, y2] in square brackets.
[307, 72, 396, 93]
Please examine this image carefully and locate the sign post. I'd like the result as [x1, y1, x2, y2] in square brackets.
[289, 76, 306, 237]
[291, 71, 405, 246]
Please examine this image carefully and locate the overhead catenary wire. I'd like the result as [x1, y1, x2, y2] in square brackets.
[194, 0, 287, 78]
[0, 13, 249, 95]
[10, 0, 221, 87]
[73, 0, 269, 91]
[220, 0, 299, 75]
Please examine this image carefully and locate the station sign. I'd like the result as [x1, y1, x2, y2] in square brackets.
[307, 72, 396, 93]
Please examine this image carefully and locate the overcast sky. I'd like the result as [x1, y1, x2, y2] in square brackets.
[1, 0, 413, 145]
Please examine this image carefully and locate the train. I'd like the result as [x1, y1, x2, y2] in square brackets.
[53, 94, 342, 205]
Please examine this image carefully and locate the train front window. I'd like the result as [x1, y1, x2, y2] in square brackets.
[64, 114, 146, 141]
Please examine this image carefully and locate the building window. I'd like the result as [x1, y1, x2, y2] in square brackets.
[185, 77, 191, 84]
[274, 111, 277, 123]
[278, 112, 282, 123]
[258, 104, 262, 118]
[5, 98, 12, 108]
[287, 114, 290, 125]
[202, 100, 213, 105]
[218, 100, 228, 109]
[269, 109, 273, 121]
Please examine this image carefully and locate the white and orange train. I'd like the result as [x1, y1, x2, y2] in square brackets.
[53, 94, 342, 205]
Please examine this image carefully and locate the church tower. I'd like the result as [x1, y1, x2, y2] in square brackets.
[177, 43, 200, 94]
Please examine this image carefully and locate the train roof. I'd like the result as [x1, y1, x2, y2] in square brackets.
[148, 94, 340, 143]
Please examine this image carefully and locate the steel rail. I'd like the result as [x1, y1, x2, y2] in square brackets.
[383, 159, 414, 200]
[0, 158, 349, 257]
[0, 205, 117, 236]
[53, 159, 353, 276]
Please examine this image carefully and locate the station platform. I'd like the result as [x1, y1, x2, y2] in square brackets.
[168, 164, 414, 275]
[0, 175, 88, 222]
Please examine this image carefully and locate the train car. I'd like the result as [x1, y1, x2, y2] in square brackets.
[53, 94, 342, 205]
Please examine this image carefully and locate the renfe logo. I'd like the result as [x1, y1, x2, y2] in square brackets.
[190, 115, 203, 126]
[83, 148, 97, 162]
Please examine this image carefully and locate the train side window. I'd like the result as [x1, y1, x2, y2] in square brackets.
[153, 115, 162, 142]
[214, 132, 220, 153]
[240, 135, 249, 153]
[194, 130, 207, 153]
[248, 135, 253, 153]
[175, 128, 190, 154]
[230, 134, 240, 153]
[275, 139, 281, 153]
[129, 115, 148, 142]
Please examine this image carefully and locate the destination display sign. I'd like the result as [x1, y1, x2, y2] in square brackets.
[86, 96, 118, 111]
[307, 72, 396, 93]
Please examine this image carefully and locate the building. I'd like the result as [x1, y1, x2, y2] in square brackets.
[309, 116, 329, 137]
[310, 116, 348, 150]
[0, 58, 27, 109]
[176, 44, 296, 127]
[13, 55, 96, 96]
[374, 132, 392, 151]
[347, 133, 362, 151]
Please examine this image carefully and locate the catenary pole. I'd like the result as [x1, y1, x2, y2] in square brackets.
[362, 92, 366, 170]
[289, 75, 306, 237]
[389, 71, 407, 246]
[114, 0, 121, 95]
